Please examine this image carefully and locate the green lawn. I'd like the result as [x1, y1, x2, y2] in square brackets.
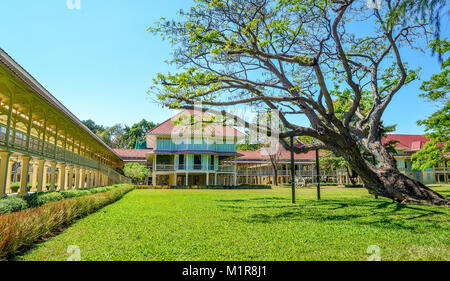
[19, 186, 450, 261]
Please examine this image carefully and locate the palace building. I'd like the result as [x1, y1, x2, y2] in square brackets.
[0, 48, 131, 197]
[383, 134, 449, 185]
[2, 48, 444, 195]
[115, 111, 449, 187]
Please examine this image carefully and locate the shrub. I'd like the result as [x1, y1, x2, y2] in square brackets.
[26, 192, 64, 208]
[10, 183, 20, 193]
[0, 184, 134, 259]
[88, 186, 116, 194]
[0, 197, 28, 214]
[60, 190, 91, 199]
[345, 184, 363, 188]
[169, 185, 271, 190]
[135, 185, 152, 190]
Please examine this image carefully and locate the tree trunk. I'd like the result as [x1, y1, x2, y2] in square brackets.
[340, 140, 449, 206]
[273, 168, 278, 186]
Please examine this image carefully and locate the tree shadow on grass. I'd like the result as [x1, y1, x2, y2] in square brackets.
[216, 197, 449, 232]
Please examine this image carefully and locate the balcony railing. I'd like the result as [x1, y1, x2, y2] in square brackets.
[0, 124, 101, 169]
[434, 167, 450, 172]
[155, 164, 175, 171]
[217, 165, 236, 172]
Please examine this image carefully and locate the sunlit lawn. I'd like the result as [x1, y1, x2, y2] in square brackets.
[19, 186, 450, 261]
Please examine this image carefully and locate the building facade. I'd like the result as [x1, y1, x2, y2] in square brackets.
[115, 111, 449, 187]
[0, 48, 130, 197]
[116, 110, 245, 186]
[383, 134, 449, 185]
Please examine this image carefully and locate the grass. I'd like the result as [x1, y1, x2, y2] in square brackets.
[0, 185, 134, 259]
[19, 186, 450, 261]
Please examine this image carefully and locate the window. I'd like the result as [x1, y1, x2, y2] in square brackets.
[179, 154, 185, 170]
[194, 155, 201, 170]
[210, 155, 215, 170]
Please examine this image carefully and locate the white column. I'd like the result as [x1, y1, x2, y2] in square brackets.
[36, 159, 45, 192]
[49, 161, 57, 191]
[0, 151, 11, 197]
[19, 155, 31, 196]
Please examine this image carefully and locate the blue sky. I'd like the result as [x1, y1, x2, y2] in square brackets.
[0, 0, 447, 134]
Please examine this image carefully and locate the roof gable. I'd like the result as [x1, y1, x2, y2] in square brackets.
[147, 109, 245, 138]
[382, 134, 430, 151]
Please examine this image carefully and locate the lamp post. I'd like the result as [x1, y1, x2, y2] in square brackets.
[290, 135, 296, 204]
[315, 147, 321, 200]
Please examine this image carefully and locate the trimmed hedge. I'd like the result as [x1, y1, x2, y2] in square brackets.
[26, 192, 65, 208]
[170, 184, 271, 190]
[345, 184, 364, 188]
[60, 190, 91, 198]
[0, 185, 125, 215]
[0, 184, 134, 259]
[0, 197, 28, 214]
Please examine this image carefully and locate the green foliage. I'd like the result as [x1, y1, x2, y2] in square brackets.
[83, 119, 156, 149]
[386, 0, 447, 58]
[0, 185, 134, 259]
[82, 119, 106, 134]
[236, 143, 262, 151]
[420, 40, 450, 100]
[169, 184, 271, 189]
[0, 197, 28, 214]
[123, 163, 151, 184]
[60, 190, 91, 199]
[10, 183, 20, 193]
[319, 151, 348, 172]
[26, 192, 64, 208]
[121, 119, 157, 149]
[1, 185, 123, 214]
[86, 186, 117, 194]
[413, 39, 449, 170]
[20, 187, 450, 261]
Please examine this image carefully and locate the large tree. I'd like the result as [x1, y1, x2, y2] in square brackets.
[150, 0, 449, 205]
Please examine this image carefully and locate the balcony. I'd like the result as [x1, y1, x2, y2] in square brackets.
[155, 164, 175, 171]
[217, 165, 236, 172]
[0, 124, 100, 169]
[434, 167, 450, 173]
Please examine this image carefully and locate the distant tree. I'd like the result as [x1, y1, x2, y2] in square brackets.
[261, 138, 284, 186]
[82, 119, 105, 134]
[320, 152, 357, 185]
[97, 124, 125, 149]
[122, 119, 157, 149]
[123, 163, 151, 184]
[412, 39, 449, 170]
[237, 143, 262, 151]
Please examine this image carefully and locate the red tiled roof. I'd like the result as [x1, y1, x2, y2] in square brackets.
[148, 109, 245, 137]
[113, 149, 153, 159]
[382, 134, 430, 151]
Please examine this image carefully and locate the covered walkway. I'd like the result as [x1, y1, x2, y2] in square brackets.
[0, 48, 130, 197]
